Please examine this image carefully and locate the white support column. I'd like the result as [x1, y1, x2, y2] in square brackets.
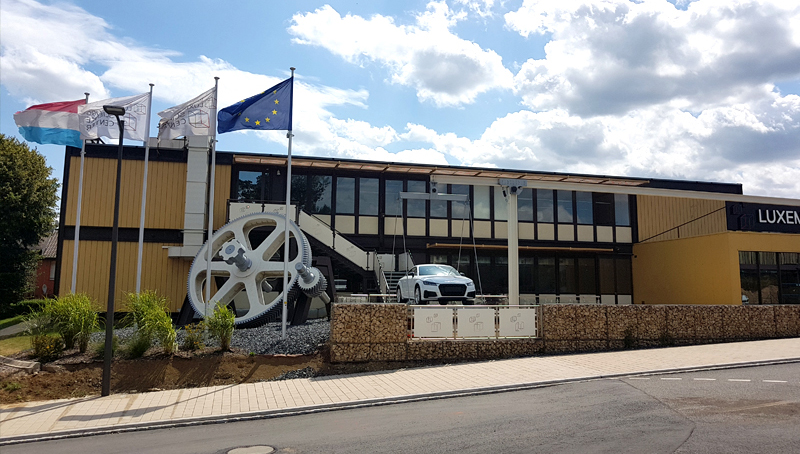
[507, 190, 519, 305]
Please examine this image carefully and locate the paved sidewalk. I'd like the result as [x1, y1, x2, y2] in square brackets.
[2, 338, 799, 444]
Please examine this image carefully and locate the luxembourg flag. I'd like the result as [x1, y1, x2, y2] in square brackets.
[13, 99, 84, 148]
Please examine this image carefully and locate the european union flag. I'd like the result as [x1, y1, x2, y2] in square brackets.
[217, 77, 293, 133]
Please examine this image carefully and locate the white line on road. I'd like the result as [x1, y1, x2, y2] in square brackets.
[762, 380, 787, 383]
[660, 378, 682, 380]
[728, 379, 751, 382]
[693, 378, 716, 381]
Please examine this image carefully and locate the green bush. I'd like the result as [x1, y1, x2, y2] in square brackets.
[9, 299, 46, 317]
[181, 321, 205, 351]
[206, 304, 235, 351]
[125, 333, 152, 359]
[42, 294, 99, 352]
[31, 334, 64, 362]
[125, 291, 177, 354]
[93, 335, 119, 360]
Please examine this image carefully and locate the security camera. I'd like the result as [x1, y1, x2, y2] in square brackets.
[430, 182, 438, 194]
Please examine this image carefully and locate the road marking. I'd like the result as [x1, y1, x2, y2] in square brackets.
[762, 380, 787, 383]
[728, 379, 751, 382]
[693, 378, 716, 381]
[660, 377, 682, 380]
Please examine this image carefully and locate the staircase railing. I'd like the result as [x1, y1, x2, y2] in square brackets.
[373, 253, 390, 296]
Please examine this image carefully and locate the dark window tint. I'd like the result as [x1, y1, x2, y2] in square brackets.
[309, 175, 332, 214]
[451, 184, 469, 219]
[385, 180, 403, 216]
[557, 191, 573, 223]
[578, 258, 596, 295]
[559, 257, 577, 294]
[616, 258, 632, 294]
[518, 188, 534, 222]
[237, 171, 262, 201]
[599, 257, 615, 294]
[336, 177, 355, 214]
[615, 194, 630, 226]
[537, 257, 557, 294]
[576, 192, 593, 224]
[594, 193, 614, 226]
[537, 190, 554, 223]
[359, 178, 379, 215]
[407, 180, 426, 217]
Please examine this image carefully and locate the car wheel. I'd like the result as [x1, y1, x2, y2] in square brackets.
[396, 286, 404, 304]
[414, 286, 424, 305]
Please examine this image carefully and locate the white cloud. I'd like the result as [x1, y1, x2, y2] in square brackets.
[507, 0, 800, 116]
[288, 2, 514, 106]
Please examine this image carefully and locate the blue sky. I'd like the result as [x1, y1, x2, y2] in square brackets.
[2, 0, 800, 197]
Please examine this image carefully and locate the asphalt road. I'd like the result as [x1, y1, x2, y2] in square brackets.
[5, 363, 799, 454]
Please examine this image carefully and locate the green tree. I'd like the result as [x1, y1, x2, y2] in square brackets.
[0, 135, 59, 311]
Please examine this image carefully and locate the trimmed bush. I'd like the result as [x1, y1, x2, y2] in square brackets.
[206, 304, 235, 351]
[93, 335, 119, 360]
[125, 333, 152, 359]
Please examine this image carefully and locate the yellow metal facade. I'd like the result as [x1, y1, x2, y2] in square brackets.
[61, 154, 231, 312]
[636, 195, 727, 243]
[632, 231, 800, 305]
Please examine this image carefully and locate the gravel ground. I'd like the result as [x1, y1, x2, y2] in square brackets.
[90, 318, 330, 356]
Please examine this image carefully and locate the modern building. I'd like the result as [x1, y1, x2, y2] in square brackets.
[55, 138, 800, 315]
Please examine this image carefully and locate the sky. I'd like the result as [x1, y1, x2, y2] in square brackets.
[2, 0, 800, 198]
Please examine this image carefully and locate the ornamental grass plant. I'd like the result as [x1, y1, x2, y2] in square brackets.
[41, 294, 99, 353]
[206, 304, 235, 351]
[124, 291, 177, 354]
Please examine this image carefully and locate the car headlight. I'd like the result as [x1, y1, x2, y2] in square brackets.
[466, 282, 475, 288]
[422, 280, 438, 286]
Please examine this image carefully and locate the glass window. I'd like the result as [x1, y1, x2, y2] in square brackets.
[780, 253, 800, 305]
[594, 193, 614, 226]
[336, 177, 355, 214]
[407, 180, 426, 217]
[474, 186, 490, 219]
[451, 184, 470, 220]
[385, 180, 403, 216]
[576, 192, 593, 224]
[309, 175, 332, 214]
[359, 178, 379, 215]
[494, 187, 508, 220]
[557, 191, 573, 223]
[739, 251, 759, 304]
[518, 188, 534, 222]
[237, 171, 262, 201]
[615, 194, 630, 226]
[578, 258, 596, 295]
[537, 257, 556, 294]
[759, 252, 779, 304]
[520, 257, 535, 293]
[537, 189, 554, 223]
[558, 258, 577, 294]
[290, 174, 307, 206]
[430, 184, 447, 218]
[616, 258, 632, 294]
[599, 257, 615, 294]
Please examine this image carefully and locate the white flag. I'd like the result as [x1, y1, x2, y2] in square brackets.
[78, 92, 151, 141]
[157, 87, 217, 140]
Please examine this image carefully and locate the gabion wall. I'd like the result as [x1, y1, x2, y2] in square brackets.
[329, 303, 800, 363]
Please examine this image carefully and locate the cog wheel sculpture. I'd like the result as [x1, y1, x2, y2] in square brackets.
[187, 213, 312, 327]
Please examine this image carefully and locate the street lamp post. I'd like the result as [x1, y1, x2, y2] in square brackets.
[102, 105, 125, 397]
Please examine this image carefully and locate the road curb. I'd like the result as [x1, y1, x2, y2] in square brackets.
[2, 356, 799, 446]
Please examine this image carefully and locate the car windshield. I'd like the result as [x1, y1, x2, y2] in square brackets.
[418, 265, 460, 276]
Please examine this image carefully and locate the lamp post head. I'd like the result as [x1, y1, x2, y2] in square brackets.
[103, 105, 125, 116]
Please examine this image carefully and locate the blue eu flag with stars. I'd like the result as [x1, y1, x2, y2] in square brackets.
[218, 77, 293, 133]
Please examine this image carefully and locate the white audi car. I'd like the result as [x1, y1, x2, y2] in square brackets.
[396, 264, 476, 305]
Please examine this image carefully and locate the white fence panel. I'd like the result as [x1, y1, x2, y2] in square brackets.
[455, 308, 496, 338]
[413, 307, 454, 338]
[498, 306, 538, 337]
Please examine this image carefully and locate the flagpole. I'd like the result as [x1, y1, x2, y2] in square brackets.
[135, 83, 155, 293]
[71, 92, 90, 293]
[282, 67, 296, 339]
[205, 77, 220, 319]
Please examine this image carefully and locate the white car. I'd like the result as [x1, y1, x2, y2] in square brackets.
[396, 264, 476, 305]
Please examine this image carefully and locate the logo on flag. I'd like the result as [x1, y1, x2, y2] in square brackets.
[13, 100, 84, 148]
[157, 87, 217, 140]
[78, 92, 151, 142]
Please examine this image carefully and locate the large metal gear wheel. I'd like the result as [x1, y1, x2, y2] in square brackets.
[187, 213, 312, 327]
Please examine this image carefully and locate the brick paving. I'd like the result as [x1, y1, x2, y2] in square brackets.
[1, 338, 799, 444]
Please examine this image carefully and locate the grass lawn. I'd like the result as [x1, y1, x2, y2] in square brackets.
[0, 315, 25, 331]
[0, 335, 31, 356]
